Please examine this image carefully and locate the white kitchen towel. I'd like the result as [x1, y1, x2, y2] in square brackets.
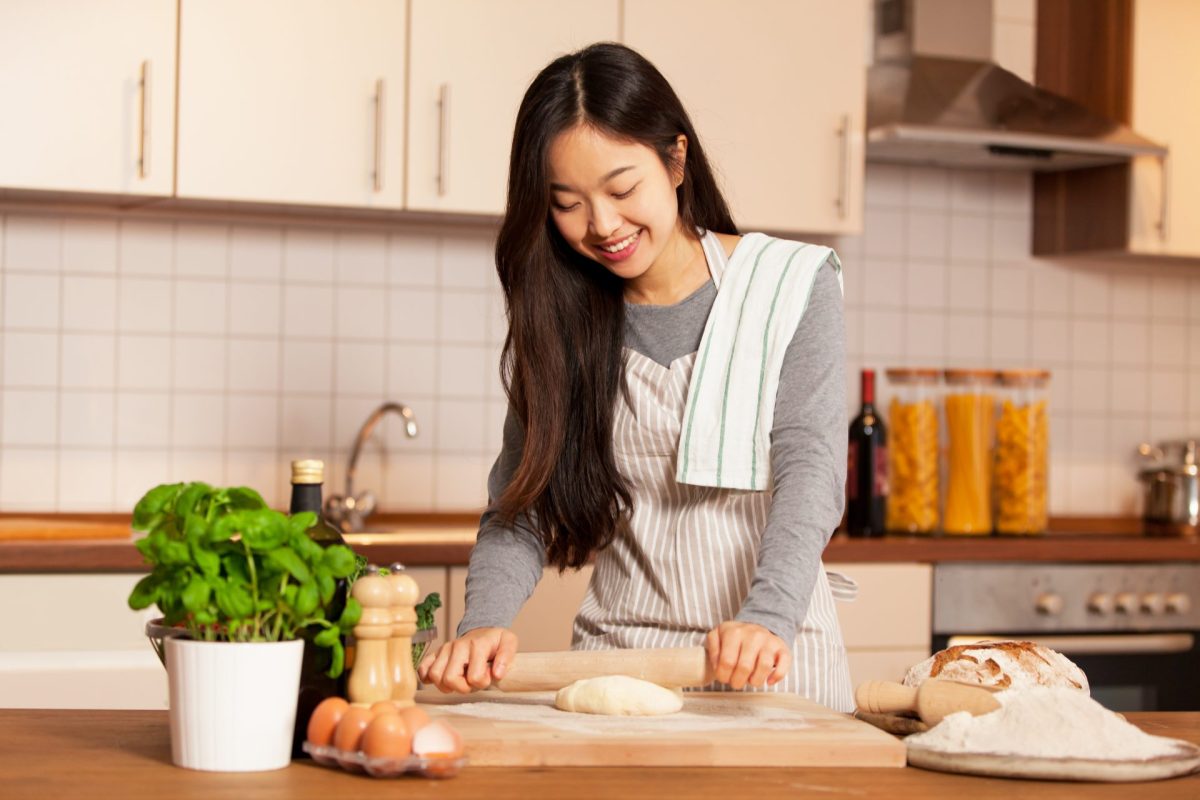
[676, 232, 842, 491]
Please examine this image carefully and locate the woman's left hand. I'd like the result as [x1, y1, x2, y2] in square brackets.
[705, 621, 791, 690]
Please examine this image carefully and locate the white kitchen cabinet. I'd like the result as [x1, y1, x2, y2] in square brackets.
[0, 0, 177, 196]
[406, 0, 619, 214]
[825, 562, 932, 686]
[623, 0, 869, 235]
[1126, 0, 1200, 258]
[0, 574, 167, 709]
[448, 565, 593, 652]
[176, 0, 407, 208]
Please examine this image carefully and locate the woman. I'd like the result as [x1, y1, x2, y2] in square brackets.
[418, 42, 853, 711]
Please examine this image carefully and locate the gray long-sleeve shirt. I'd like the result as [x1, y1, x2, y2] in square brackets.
[458, 257, 847, 646]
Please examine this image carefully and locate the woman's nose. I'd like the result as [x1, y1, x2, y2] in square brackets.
[589, 200, 623, 240]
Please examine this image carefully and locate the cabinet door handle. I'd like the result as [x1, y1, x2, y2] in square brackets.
[373, 78, 385, 192]
[836, 113, 851, 220]
[138, 60, 151, 179]
[1157, 151, 1170, 243]
[438, 83, 451, 197]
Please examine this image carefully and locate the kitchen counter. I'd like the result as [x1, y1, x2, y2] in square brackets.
[2, 709, 1195, 799]
[0, 514, 1195, 572]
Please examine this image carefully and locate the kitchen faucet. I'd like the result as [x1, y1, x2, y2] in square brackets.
[325, 401, 418, 532]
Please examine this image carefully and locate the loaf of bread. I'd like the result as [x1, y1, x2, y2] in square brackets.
[904, 640, 1089, 693]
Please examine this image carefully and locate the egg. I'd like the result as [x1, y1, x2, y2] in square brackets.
[306, 696, 349, 764]
[397, 705, 432, 734]
[361, 713, 413, 761]
[370, 700, 401, 716]
[332, 706, 377, 768]
[412, 719, 464, 778]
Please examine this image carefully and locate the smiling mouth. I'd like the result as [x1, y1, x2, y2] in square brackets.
[595, 229, 641, 253]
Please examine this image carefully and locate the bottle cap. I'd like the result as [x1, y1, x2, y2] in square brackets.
[291, 459, 325, 484]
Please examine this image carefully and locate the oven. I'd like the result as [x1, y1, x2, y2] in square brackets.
[931, 563, 1199, 712]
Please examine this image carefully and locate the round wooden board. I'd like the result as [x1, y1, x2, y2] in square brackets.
[906, 741, 1200, 783]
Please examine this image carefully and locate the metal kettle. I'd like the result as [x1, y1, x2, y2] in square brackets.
[1137, 439, 1200, 536]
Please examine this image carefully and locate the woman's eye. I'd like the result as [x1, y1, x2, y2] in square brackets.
[552, 201, 579, 211]
[614, 185, 637, 199]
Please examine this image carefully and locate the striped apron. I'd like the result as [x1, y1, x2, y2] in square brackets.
[570, 234, 855, 713]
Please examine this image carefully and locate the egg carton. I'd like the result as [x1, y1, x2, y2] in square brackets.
[302, 741, 467, 779]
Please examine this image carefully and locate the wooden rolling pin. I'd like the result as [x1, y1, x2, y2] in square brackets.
[495, 647, 714, 692]
[855, 679, 1001, 725]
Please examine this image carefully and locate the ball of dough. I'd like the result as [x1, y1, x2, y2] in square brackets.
[555, 675, 683, 716]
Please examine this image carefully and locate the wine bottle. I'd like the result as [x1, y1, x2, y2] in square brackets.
[847, 369, 888, 537]
[288, 459, 349, 759]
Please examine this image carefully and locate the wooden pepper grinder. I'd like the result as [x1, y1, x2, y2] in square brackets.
[386, 565, 420, 707]
[347, 573, 393, 705]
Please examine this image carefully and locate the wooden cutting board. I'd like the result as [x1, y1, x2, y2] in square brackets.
[0, 518, 131, 541]
[418, 689, 906, 767]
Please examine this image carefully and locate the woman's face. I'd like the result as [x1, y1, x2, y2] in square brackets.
[547, 125, 686, 282]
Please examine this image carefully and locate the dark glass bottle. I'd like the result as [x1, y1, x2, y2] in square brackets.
[847, 369, 888, 537]
[288, 459, 348, 759]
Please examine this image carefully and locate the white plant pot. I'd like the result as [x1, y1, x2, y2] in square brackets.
[166, 637, 304, 772]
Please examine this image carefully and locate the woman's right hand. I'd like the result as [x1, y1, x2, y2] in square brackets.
[417, 627, 519, 693]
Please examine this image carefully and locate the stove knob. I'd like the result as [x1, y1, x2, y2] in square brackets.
[1114, 592, 1138, 614]
[1140, 593, 1165, 615]
[1165, 593, 1192, 614]
[1086, 593, 1113, 615]
[1035, 592, 1064, 616]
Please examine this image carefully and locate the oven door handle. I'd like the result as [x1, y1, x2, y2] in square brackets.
[947, 633, 1195, 656]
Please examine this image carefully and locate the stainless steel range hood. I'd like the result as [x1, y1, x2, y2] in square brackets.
[866, 0, 1166, 171]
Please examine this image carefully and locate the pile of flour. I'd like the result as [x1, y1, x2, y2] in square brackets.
[906, 687, 1185, 761]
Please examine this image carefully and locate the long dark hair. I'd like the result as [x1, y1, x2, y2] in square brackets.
[494, 42, 737, 570]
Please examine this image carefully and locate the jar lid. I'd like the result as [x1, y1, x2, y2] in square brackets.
[997, 368, 1051, 386]
[943, 368, 998, 384]
[1137, 440, 1199, 476]
[885, 368, 940, 381]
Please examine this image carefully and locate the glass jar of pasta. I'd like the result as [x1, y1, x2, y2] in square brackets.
[942, 369, 998, 536]
[993, 369, 1050, 535]
[885, 369, 940, 534]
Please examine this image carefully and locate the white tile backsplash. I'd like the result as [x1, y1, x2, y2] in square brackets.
[62, 218, 117, 274]
[4, 273, 60, 329]
[4, 164, 1199, 515]
[61, 333, 115, 389]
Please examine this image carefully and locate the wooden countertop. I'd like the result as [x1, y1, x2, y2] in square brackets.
[0, 513, 1196, 573]
[1, 709, 1196, 799]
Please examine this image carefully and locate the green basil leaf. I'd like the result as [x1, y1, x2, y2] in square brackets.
[288, 511, 317, 536]
[220, 553, 249, 584]
[325, 640, 345, 679]
[267, 548, 311, 583]
[209, 515, 238, 543]
[295, 581, 319, 617]
[237, 511, 288, 550]
[183, 514, 209, 545]
[215, 583, 254, 620]
[190, 541, 220, 579]
[128, 574, 160, 610]
[315, 571, 335, 605]
[160, 540, 191, 566]
[322, 545, 357, 578]
[181, 575, 212, 612]
[132, 483, 183, 530]
[173, 482, 212, 519]
[337, 597, 362, 630]
[312, 626, 340, 647]
[226, 486, 267, 510]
